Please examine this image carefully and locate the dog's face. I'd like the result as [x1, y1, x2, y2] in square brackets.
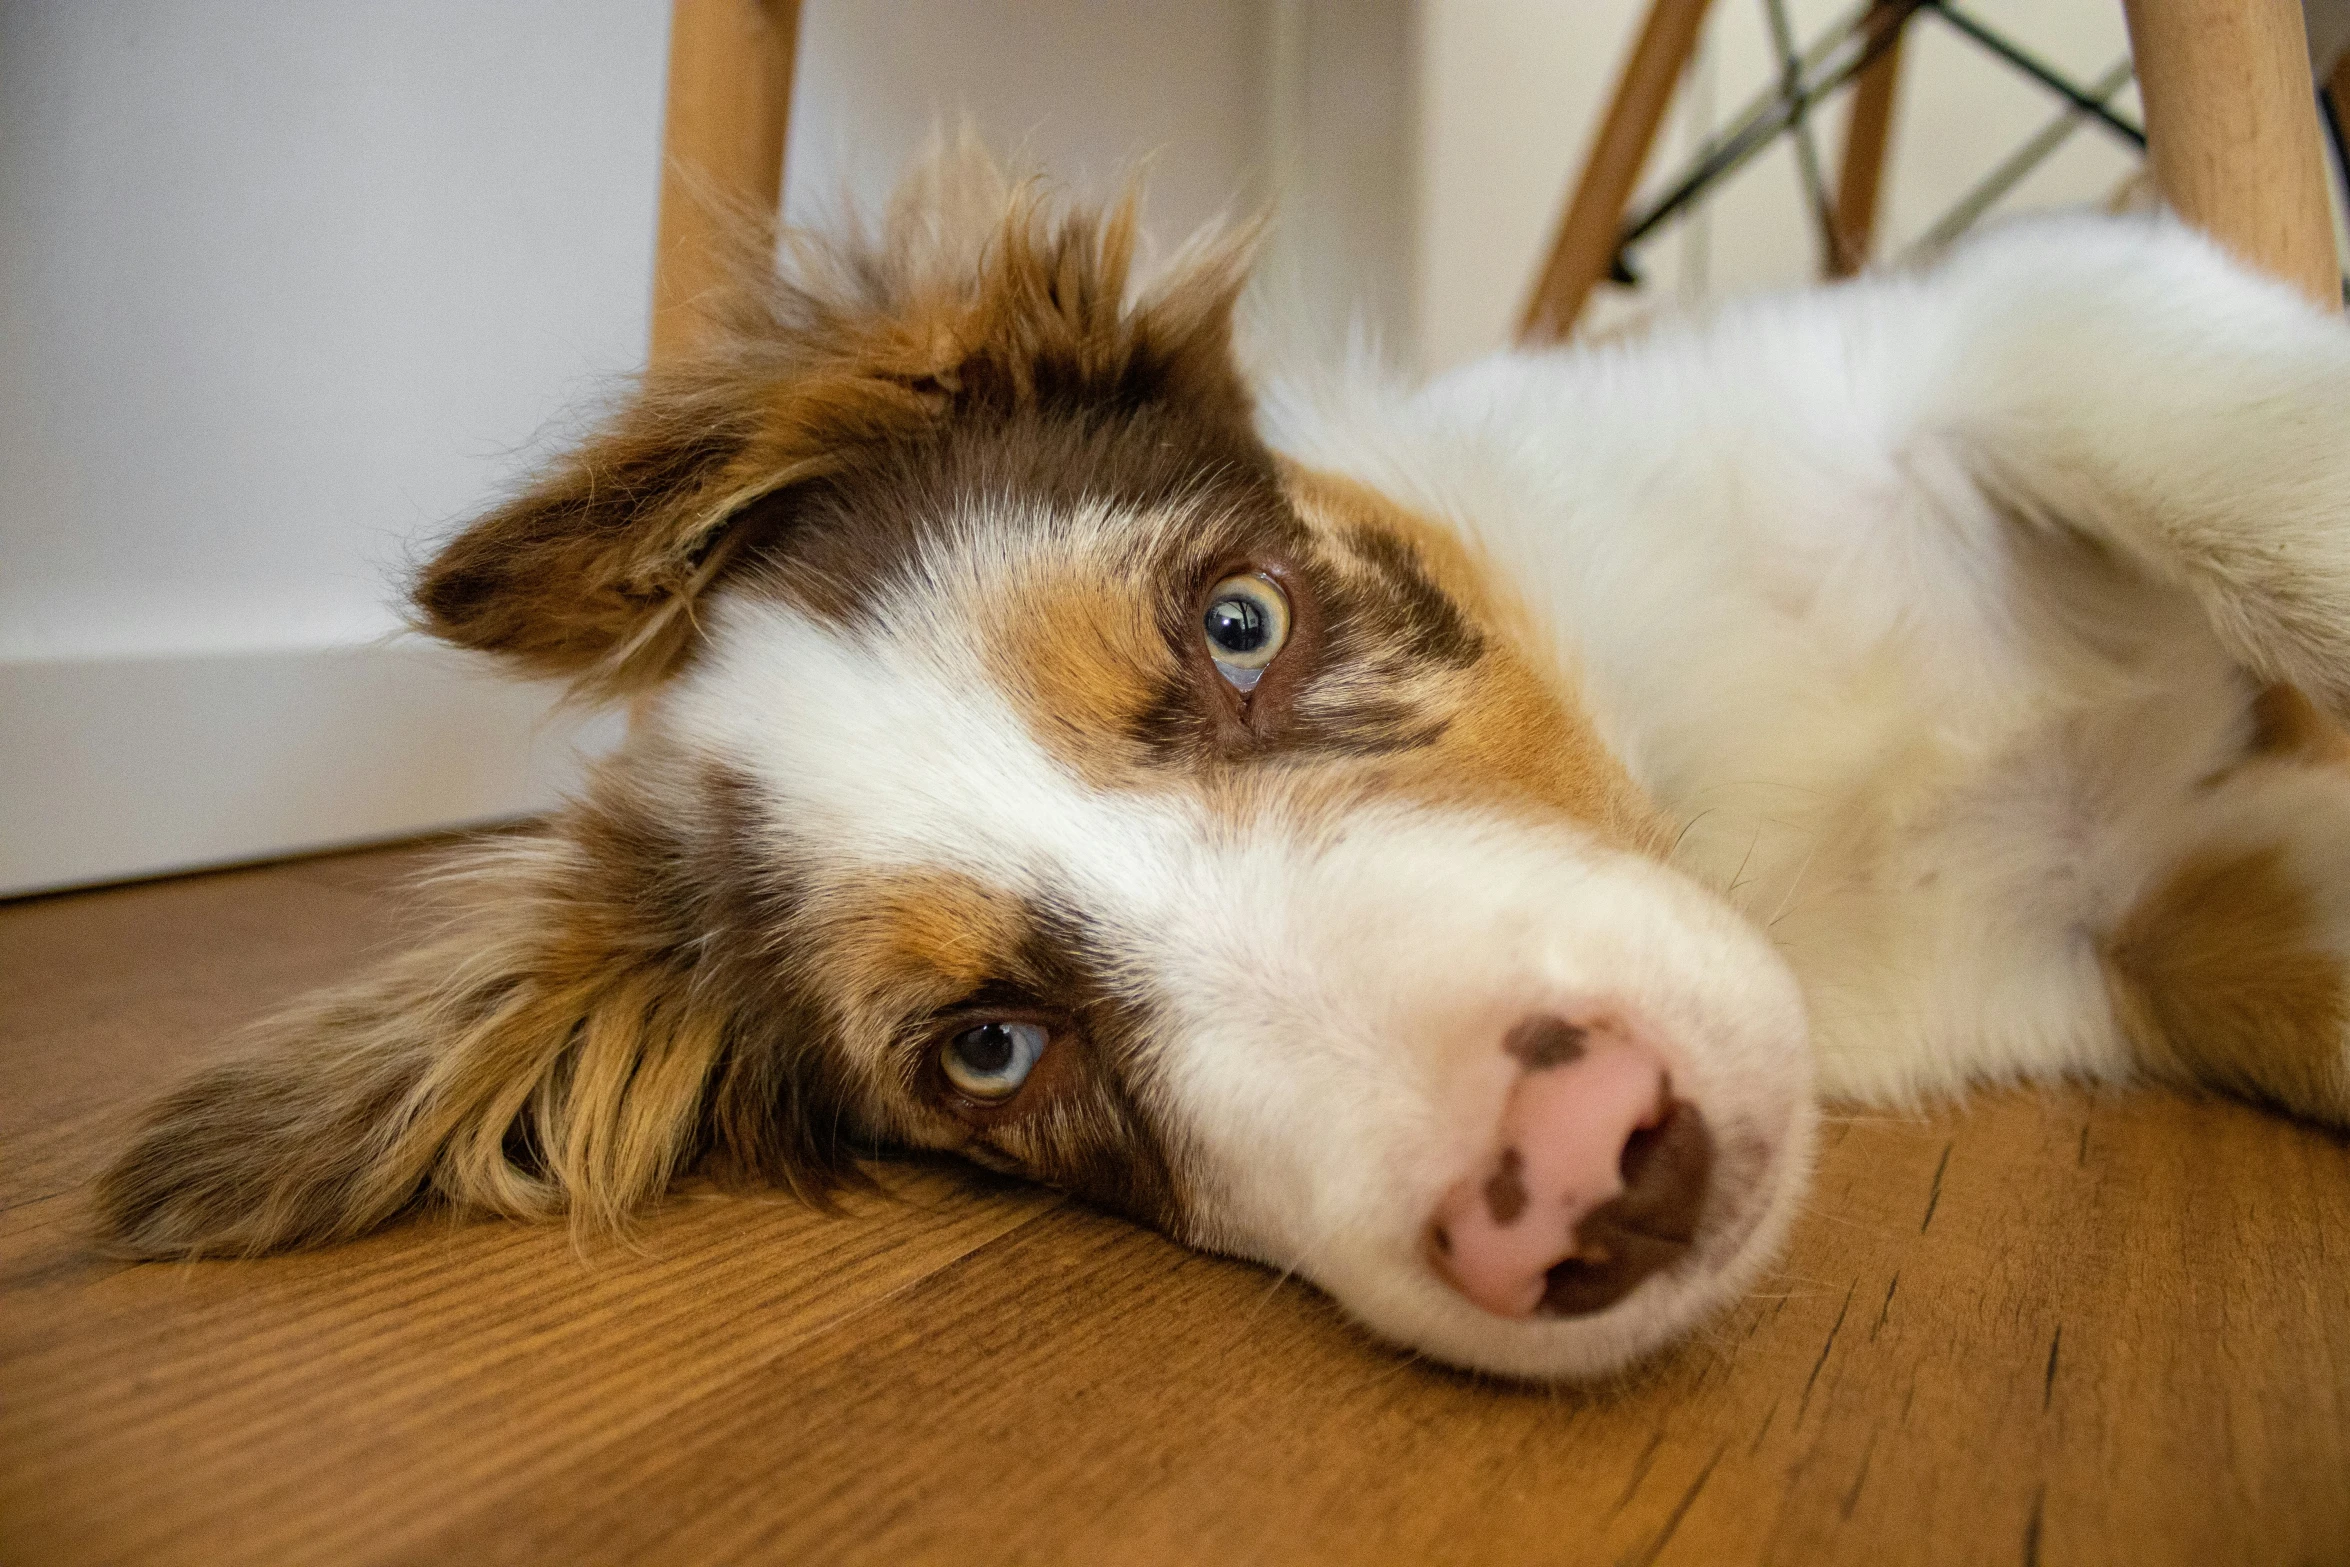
[106, 164, 1813, 1380]
[646, 454, 1814, 1377]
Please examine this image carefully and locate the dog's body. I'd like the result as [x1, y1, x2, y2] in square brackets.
[1287, 216, 2350, 1117]
[99, 160, 2350, 1380]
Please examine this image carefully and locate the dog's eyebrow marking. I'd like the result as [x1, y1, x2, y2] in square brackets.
[1338, 523, 1485, 668]
[819, 868, 1034, 1005]
[972, 533, 1186, 784]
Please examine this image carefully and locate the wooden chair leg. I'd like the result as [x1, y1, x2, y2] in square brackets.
[1518, 0, 1717, 343]
[2121, 0, 2339, 313]
[2330, 54, 2350, 179]
[648, 0, 802, 366]
[1827, 1, 1912, 278]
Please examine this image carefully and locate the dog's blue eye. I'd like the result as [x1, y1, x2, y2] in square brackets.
[1203, 574, 1290, 691]
[942, 1021, 1048, 1100]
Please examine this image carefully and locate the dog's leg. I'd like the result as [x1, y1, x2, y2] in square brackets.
[1915, 219, 2350, 1122]
[1922, 215, 2350, 718]
[2103, 712, 2350, 1126]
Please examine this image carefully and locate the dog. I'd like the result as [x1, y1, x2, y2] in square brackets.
[96, 150, 2350, 1381]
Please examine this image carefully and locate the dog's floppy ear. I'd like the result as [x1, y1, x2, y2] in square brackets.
[412, 148, 1260, 702]
[408, 367, 785, 700]
[95, 798, 852, 1258]
[408, 321, 945, 699]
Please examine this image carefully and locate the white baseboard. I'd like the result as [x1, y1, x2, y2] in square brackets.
[0, 642, 617, 898]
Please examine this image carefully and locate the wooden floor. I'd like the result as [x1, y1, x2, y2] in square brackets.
[3, 840, 2347, 1567]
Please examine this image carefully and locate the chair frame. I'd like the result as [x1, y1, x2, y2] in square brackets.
[1517, 0, 2344, 338]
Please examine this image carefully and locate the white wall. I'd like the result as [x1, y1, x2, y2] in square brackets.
[2, 0, 1415, 896]
[1, 0, 674, 893]
[778, 0, 1417, 366]
[1, 2, 670, 663]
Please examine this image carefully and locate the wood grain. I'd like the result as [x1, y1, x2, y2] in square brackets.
[1517, 0, 1717, 342]
[648, 0, 801, 366]
[4, 844, 2347, 1565]
[2123, 0, 2341, 312]
[1827, 1, 1913, 278]
[2331, 54, 2350, 185]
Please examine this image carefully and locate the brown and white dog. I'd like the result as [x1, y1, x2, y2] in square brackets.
[98, 152, 2350, 1380]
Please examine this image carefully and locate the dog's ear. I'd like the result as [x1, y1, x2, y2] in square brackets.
[413, 154, 1260, 702]
[408, 366, 785, 701]
[95, 804, 852, 1258]
[407, 333, 950, 700]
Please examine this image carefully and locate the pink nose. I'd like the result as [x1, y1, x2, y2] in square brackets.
[1429, 1016, 1715, 1319]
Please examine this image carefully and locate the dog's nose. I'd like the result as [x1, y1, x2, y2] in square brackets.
[1428, 1016, 1714, 1319]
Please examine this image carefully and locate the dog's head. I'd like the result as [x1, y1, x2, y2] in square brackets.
[100, 156, 1813, 1380]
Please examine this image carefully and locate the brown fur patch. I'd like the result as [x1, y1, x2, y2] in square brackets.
[2247, 682, 2350, 768]
[413, 149, 1262, 701]
[95, 766, 868, 1259]
[1014, 458, 1671, 857]
[2105, 845, 2350, 1122]
[1285, 467, 1508, 652]
[815, 869, 1035, 1020]
[1404, 639, 1666, 853]
[979, 554, 1184, 782]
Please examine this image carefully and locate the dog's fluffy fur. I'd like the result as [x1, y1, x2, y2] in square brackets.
[97, 151, 2350, 1380]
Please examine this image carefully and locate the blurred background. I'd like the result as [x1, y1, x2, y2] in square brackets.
[4, 1, 2344, 897]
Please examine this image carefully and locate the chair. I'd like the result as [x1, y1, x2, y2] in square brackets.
[639, 3, 2344, 341]
[1519, 0, 2347, 337]
[647, 0, 801, 367]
